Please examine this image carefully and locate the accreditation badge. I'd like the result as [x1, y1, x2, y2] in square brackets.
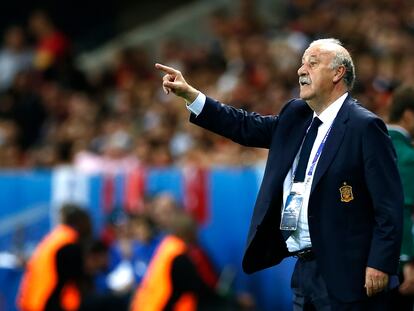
[280, 183, 305, 231]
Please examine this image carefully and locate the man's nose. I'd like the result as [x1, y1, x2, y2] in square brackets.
[297, 63, 308, 76]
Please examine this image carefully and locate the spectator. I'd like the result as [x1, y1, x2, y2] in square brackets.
[98, 213, 163, 304]
[0, 119, 20, 167]
[388, 85, 414, 310]
[7, 70, 47, 152]
[104, 209, 133, 292]
[0, 26, 33, 91]
[29, 10, 70, 71]
[128, 214, 162, 285]
[74, 118, 139, 175]
[17, 204, 92, 311]
[81, 240, 128, 311]
[149, 193, 180, 234]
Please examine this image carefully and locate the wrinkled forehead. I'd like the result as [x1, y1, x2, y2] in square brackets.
[302, 43, 337, 61]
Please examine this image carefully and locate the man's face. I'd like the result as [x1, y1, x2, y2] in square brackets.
[297, 44, 336, 101]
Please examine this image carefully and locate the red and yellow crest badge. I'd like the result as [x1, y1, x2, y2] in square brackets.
[339, 182, 354, 203]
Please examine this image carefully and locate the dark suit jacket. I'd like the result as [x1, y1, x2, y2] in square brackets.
[190, 95, 403, 302]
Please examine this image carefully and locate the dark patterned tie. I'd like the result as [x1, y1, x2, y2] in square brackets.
[294, 117, 323, 182]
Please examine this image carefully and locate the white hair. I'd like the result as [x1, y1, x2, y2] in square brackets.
[310, 38, 356, 90]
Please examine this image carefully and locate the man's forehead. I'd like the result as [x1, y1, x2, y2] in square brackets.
[302, 44, 336, 60]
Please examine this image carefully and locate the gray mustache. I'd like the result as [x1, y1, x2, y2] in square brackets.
[299, 76, 311, 85]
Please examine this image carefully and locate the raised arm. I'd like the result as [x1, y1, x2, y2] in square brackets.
[155, 63, 279, 148]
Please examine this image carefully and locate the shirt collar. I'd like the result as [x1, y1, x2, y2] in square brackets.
[313, 92, 348, 126]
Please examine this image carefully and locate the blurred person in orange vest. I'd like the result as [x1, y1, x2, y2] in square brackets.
[149, 193, 219, 291]
[130, 210, 222, 311]
[17, 203, 92, 311]
[45, 239, 127, 311]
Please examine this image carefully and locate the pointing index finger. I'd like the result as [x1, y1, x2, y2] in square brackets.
[155, 63, 178, 74]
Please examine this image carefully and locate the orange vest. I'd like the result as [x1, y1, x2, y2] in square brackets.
[17, 224, 81, 311]
[130, 235, 197, 311]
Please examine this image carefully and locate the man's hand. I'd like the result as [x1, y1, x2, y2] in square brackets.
[155, 63, 199, 103]
[365, 267, 389, 297]
[399, 262, 414, 295]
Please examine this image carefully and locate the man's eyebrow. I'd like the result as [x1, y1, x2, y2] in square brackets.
[303, 55, 318, 61]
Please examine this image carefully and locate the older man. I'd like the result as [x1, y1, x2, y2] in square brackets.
[155, 38, 403, 310]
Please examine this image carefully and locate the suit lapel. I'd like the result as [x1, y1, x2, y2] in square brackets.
[310, 96, 351, 194]
[278, 110, 313, 181]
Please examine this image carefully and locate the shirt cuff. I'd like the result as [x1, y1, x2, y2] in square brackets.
[186, 92, 206, 116]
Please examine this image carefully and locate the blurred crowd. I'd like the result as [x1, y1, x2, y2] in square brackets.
[4, 0, 414, 310]
[0, 0, 413, 170]
[17, 196, 246, 311]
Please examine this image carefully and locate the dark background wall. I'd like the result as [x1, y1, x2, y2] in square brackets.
[0, 0, 195, 51]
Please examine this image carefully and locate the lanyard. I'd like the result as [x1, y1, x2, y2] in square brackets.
[306, 125, 332, 177]
[293, 124, 332, 183]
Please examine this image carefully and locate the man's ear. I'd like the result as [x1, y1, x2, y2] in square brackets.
[333, 65, 346, 84]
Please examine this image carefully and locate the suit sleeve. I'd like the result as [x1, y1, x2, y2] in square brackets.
[189, 96, 283, 149]
[362, 118, 404, 274]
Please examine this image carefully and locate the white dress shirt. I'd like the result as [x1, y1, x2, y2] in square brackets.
[284, 93, 348, 251]
[187, 92, 348, 252]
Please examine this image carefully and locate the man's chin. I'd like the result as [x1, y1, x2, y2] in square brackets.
[299, 92, 313, 100]
[299, 87, 311, 99]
